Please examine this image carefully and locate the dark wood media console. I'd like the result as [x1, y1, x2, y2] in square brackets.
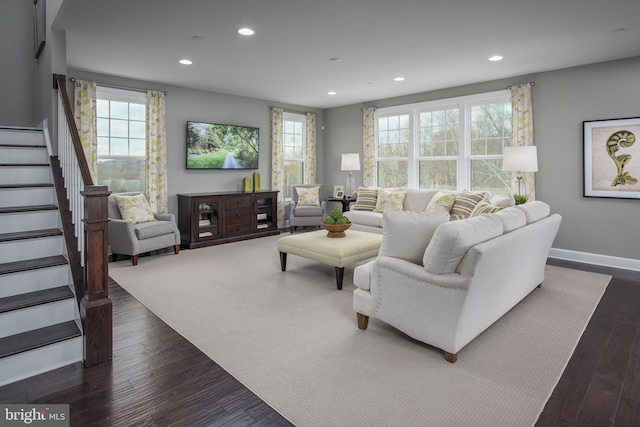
[177, 191, 279, 249]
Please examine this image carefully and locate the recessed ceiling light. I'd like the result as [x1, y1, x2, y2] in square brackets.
[179, 59, 193, 65]
[393, 77, 405, 82]
[488, 55, 503, 62]
[238, 28, 255, 36]
[328, 91, 337, 96]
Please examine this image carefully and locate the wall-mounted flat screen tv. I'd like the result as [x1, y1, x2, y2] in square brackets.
[187, 121, 259, 169]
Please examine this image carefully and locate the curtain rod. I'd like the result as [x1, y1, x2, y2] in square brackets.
[69, 77, 168, 95]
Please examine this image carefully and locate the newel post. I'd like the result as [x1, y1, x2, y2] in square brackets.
[80, 185, 113, 367]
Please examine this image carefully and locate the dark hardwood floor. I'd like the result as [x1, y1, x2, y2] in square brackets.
[0, 259, 638, 426]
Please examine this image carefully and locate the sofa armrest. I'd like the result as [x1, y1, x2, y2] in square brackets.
[154, 213, 175, 223]
[108, 218, 139, 255]
[375, 256, 471, 291]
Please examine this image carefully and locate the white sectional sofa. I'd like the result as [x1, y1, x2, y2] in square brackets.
[352, 201, 562, 363]
[345, 187, 515, 234]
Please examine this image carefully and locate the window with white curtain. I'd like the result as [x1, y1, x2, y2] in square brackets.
[375, 90, 513, 196]
[283, 112, 307, 199]
[96, 86, 147, 193]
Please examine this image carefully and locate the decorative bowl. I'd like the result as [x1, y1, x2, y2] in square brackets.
[321, 222, 352, 238]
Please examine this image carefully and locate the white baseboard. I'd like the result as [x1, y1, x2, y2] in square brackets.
[549, 248, 640, 272]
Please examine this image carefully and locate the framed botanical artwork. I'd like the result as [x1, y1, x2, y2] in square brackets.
[333, 185, 344, 198]
[583, 117, 640, 199]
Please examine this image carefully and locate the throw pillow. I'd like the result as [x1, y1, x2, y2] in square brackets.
[424, 191, 456, 213]
[449, 191, 489, 220]
[352, 187, 378, 211]
[114, 193, 156, 224]
[470, 200, 503, 217]
[296, 186, 320, 207]
[373, 189, 406, 213]
[379, 210, 450, 265]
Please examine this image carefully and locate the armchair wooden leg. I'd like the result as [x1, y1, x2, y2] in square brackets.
[289, 225, 294, 233]
[444, 351, 457, 363]
[131, 255, 139, 266]
[357, 313, 369, 330]
[174, 244, 180, 255]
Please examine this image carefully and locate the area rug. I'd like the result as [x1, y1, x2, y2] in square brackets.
[109, 234, 611, 427]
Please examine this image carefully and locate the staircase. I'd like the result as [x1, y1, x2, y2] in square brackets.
[0, 126, 83, 386]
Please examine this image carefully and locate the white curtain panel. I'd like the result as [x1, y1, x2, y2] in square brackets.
[271, 107, 286, 228]
[362, 107, 376, 187]
[73, 79, 98, 180]
[146, 90, 168, 214]
[510, 83, 536, 200]
[305, 112, 317, 184]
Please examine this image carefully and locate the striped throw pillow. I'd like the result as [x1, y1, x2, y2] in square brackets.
[470, 200, 503, 217]
[352, 187, 378, 211]
[450, 191, 489, 220]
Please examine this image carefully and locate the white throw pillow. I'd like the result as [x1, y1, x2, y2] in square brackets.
[296, 186, 320, 207]
[379, 210, 450, 265]
[423, 214, 503, 274]
[373, 189, 406, 213]
[114, 193, 156, 224]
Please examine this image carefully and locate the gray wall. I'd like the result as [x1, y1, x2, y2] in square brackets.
[323, 57, 640, 262]
[0, 0, 36, 126]
[68, 70, 324, 215]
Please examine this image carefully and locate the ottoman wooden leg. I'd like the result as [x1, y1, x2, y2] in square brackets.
[335, 267, 344, 290]
[279, 252, 287, 271]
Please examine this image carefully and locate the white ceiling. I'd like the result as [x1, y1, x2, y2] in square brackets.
[54, 0, 640, 109]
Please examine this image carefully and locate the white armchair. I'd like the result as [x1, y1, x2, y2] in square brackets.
[107, 192, 180, 266]
[288, 184, 327, 233]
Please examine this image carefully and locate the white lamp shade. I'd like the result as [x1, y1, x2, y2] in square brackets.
[502, 146, 538, 172]
[341, 153, 361, 171]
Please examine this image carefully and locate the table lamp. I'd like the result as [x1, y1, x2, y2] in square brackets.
[341, 153, 360, 198]
[502, 146, 538, 196]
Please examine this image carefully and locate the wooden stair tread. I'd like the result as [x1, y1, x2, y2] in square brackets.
[0, 321, 81, 359]
[0, 228, 62, 243]
[0, 286, 73, 314]
[0, 143, 45, 149]
[0, 204, 58, 214]
[0, 163, 49, 167]
[0, 183, 53, 189]
[0, 255, 68, 276]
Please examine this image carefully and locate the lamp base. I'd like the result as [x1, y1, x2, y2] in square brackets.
[346, 173, 355, 198]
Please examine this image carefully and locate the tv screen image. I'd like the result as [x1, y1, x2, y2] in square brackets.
[187, 121, 259, 169]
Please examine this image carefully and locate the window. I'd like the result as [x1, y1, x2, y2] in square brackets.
[283, 113, 306, 199]
[375, 91, 512, 196]
[96, 87, 147, 193]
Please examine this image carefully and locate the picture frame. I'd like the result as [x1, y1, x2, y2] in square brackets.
[33, 0, 46, 59]
[583, 117, 640, 199]
[333, 185, 344, 198]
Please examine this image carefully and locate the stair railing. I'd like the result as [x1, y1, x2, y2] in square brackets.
[53, 74, 112, 367]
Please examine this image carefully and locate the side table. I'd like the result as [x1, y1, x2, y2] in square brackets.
[327, 197, 355, 213]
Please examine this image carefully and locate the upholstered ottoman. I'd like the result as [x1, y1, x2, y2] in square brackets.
[277, 230, 383, 289]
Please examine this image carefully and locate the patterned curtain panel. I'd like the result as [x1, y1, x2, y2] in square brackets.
[146, 91, 168, 214]
[362, 107, 376, 187]
[271, 108, 286, 228]
[511, 83, 536, 200]
[73, 79, 98, 180]
[304, 112, 317, 184]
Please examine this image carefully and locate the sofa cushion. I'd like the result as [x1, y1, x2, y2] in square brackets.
[516, 201, 551, 223]
[423, 214, 504, 274]
[450, 191, 489, 220]
[374, 189, 406, 212]
[494, 207, 527, 232]
[352, 187, 378, 211]
[490, 195, 516, 208]
[114, 193, 156, 224]
[134, 220, 175, 240]
[293, 205, 324, 217]
[295, 186, 320, 207]
[403, 188, 440, 212]
[470, 200, 503, 217]
[380, 210, 450, 265]
[345, 210, 383, 227]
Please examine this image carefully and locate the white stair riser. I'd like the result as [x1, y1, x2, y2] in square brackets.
[0, 166, 51, 185]
[0, 187, 56, 208]
[0, 236, 65, 264]
[0, 210, 60, 233]
[0, 336, 83, 387]
[0, 146, 48, 164]
[0, 129, 43, 146]
[0, 266, 71, 298]
[0, 298, 76, 338]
